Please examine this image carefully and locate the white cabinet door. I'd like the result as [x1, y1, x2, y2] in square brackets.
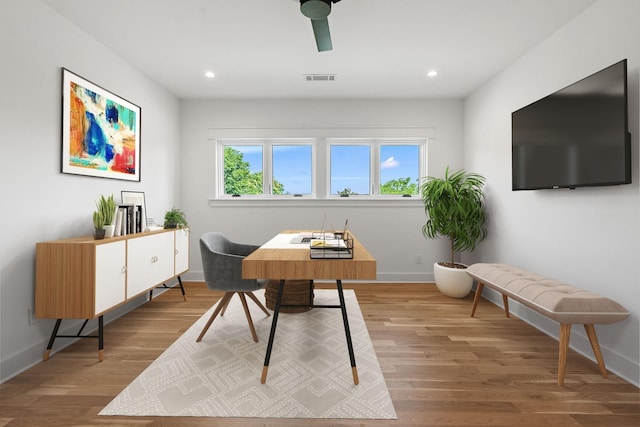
[127, 232, 175, 298]
[95, 241, 126, 314]
[174, 229, 189, 275]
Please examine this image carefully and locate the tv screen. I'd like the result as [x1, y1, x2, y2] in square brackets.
[512, 59, 630, 190]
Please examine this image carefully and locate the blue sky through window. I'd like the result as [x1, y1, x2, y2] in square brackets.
[232, 145, 262, 173]
[380, 145, 420, 188]
[331, 145, 371, 194]
[273, 145, 312, 194]
[228, 142, 421, 196]
[230, 145, 312, 194]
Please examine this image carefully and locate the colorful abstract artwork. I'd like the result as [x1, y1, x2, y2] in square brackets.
[61, 68, 141, 181]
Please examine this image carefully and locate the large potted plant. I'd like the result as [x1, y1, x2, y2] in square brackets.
[420, 167, 487, 298]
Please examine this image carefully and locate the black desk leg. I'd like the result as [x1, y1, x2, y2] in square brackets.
[336, 279, 359, 385]
[261, 278, 285, 383]
[43, 319, 62, 361]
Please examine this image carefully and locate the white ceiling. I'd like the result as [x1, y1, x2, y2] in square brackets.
[41, 0, 597, 100]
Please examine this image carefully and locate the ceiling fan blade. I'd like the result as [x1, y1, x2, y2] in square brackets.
[311, 17, 332, 52]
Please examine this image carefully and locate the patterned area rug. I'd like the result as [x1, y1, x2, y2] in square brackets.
[99, 289, 397, 419]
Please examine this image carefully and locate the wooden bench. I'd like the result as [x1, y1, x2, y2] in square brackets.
[467, 263, 629, 385]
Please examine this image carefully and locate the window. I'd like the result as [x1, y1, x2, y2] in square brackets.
[328, 139, 424, 197]
[272, 144, 313, 195]
[330, 144, 371, 196]
[218, 138, 426, 199]
[223, 144, 263, 195]
[379, 144, 420, 195]
[220, 140, 314, 197]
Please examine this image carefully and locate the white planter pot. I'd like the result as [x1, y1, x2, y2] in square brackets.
[103, 224, 115, 238]
[433, 262, 473, 298]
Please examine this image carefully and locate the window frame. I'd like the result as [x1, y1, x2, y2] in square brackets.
[327, 138, 427, 199]
[327, 140, 372, 197]
[377, 141, 424, 197]
[217, 138, 316, 199]
[215, 137, 427, 200]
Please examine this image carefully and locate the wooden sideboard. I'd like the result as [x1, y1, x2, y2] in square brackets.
[35, 228, 189, 361]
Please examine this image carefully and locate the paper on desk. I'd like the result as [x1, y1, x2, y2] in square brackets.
[310, 238, 347, 249]
[260, 233, 302, 249]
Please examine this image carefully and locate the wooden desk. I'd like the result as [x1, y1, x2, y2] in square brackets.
[242, 231, 376, 385]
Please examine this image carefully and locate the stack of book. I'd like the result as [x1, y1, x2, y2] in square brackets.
[114, 204, 144, 236]
[309, 237, 353, 259]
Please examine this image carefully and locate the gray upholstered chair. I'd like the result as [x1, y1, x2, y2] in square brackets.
[197, 232, 270, 343]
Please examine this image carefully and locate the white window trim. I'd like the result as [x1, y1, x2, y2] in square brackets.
[270, 140, 317, 198]
[326, 138, 427, 199]
[213, 137, 429, 202]
[327, 140, 372, 197]
[216, 138, 316, 199]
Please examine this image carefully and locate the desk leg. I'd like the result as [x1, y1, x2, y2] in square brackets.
[261, 278, 285, 384]
[336, 280, 359, 385]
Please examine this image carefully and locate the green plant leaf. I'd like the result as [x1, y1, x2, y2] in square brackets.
[420, 167, 487, 264]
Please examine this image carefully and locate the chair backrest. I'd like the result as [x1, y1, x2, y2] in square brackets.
[199, 232, 264, 292]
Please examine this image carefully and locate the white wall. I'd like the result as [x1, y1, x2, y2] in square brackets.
[179, 98, 464, 282]
[0, 0, 181, 382]
[464, 0, 640, 386]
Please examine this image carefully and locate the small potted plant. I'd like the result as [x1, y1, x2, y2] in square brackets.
[420, 167, 487, 298]
[163, 207, 188, 229]
[97, 194, 117, 237]
[93, 210, 106, 240]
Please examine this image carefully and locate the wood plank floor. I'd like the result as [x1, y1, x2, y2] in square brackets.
[1, 282, 638, 426]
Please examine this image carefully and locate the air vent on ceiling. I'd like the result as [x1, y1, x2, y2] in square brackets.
[304, 74, 336, 81]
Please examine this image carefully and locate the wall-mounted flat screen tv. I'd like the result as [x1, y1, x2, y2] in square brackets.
[512, 59, 630, 191]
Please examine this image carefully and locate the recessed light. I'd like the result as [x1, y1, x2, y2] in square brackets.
[426, 70, 438, 78]
[204, 71, 215, 78]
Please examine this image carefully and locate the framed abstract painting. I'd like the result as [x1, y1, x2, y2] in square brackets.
[61, 68, 141, 181]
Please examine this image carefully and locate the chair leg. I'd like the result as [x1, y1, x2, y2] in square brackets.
[196, 292, 234, 342]
[239, 293, 259, 343]
[220, 295, 232, 317]
[245, 291, 271, 317]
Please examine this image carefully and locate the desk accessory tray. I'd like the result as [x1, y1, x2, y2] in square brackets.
[309, 234, 354, 259]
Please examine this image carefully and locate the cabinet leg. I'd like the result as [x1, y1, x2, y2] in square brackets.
[98, 315, 104, 362]
[150, 276, 187, 301]
[177, 275, 187, 301]
[43, 319, 62, 361]
[42, 317, 105, 362]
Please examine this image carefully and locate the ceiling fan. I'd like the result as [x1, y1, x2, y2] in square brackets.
[299, 0, 341, 52]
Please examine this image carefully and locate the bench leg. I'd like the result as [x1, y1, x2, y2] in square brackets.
[470, 283, 484, 317]
[584, 324, 608, 379]
[558, 323, 571, 386]
[502, 294, 510, 318]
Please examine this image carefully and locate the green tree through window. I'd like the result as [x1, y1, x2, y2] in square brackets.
[224, 147, 284, 195]
[380, 177, 418, 195]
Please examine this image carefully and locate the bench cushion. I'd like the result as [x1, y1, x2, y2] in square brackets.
[467, 263, 628, 324]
